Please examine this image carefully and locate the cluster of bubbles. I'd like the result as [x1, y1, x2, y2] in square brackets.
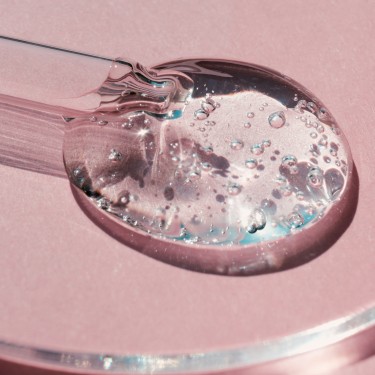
[194, 94, 219, 121]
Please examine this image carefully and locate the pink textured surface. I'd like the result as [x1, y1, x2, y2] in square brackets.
[0, 0, 374, 374]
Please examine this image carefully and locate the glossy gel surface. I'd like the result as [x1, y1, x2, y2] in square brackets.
[63, 59, 354, 275]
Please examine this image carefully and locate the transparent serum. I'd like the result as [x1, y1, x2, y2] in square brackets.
[63, 59, 354, 275]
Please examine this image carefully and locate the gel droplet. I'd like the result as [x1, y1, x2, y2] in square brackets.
[262, 139, 271, 148]
[245, 158, 258, 169]
[201, 101, 215, 113]
[281, 155, 297, 168]
[307, 167, 324, 188]
[268, 111, 286, 129]
[64, 58, 354, 276]
[307, 101, 318, 113]
[295, 99, 307, 112]
[230, 139, 244, 150]
[194, 109, 208, 120]
[247, 208, 266, 233]
[227, 182, 242, 196]
[250, 143, 264, 155]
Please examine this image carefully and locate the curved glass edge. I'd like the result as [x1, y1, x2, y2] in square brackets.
[0, 305, 374, 374]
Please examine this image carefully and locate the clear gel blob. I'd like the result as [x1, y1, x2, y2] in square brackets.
[63, 59, 354, 275]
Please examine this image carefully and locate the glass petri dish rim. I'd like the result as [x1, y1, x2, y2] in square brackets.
[0, 304, 374, 374]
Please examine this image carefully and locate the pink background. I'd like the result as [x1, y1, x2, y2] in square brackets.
[0, 0, 375, 373]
